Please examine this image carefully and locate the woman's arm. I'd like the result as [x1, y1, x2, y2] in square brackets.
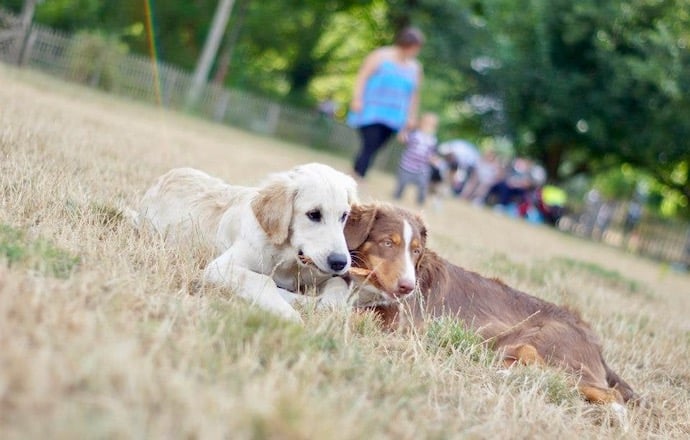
[351, 49, 384, 112]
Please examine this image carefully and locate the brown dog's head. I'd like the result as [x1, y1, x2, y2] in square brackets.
[344, 203, 427, 305]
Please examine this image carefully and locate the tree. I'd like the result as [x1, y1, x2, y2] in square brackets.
[474, 0, 690, 208]
[225, 0, 371, 103]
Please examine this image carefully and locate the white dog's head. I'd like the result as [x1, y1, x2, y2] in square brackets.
[251, 163, 358, 276]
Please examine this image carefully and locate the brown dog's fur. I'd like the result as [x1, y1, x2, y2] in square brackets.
[347, 204, 639, 405]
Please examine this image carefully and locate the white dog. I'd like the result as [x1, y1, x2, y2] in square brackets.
[136, 163, 357, 321]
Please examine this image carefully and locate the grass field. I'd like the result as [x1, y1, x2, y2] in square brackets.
[1, 65, 689, 439]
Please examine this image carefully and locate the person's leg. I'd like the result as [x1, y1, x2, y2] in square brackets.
[394, 168, 413, 200]
[353, 124, 394, 178]
[393, 171, 406, 200]
[416, 171, 430, 205]
[460, 174, 478, 199]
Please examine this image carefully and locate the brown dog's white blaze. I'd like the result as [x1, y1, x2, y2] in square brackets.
[344, 204, 425, 300]
[399, 220, 418, 294]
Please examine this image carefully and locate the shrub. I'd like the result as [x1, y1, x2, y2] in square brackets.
[67, 31, 127, 91]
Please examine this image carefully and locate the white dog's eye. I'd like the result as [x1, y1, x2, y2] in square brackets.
[306, 209, 322, 222]
[340, 212, 348, 223]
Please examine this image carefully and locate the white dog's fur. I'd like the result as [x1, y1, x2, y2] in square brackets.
[136, 163, 357, 321]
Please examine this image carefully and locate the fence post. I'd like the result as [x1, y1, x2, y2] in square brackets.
[161, 67, 175, 108]
[18, 26, 35, 66]
[213, 90, 230, 122]
[14, 0, 37, 65]
[265, 103, 280, 135]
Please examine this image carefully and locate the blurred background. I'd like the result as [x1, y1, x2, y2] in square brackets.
[1, 0, 689, 268]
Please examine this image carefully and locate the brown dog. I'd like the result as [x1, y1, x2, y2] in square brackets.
[345, 203, 639, 406]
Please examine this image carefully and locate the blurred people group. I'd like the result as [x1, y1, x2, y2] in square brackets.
[388, 125, 567, 225]
[344, 25, 567, 224]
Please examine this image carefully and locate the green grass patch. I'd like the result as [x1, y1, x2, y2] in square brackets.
[481, 252, 547, 286]
[543, 373, 579, 405]
[204, 300, 343, 365]
[505, 367, 579, 406]
[482, 252, 650, 298]
[90, 203, 127, 229]
[424, 316, 493, 365]
[0, 224, 80, 278]
[550, 257, 648, 297]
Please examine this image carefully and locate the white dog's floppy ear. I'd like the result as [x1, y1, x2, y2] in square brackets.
[344, 174, 359, 205]
[251, 174, 295, 246]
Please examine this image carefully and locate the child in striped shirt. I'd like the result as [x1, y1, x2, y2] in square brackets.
[393, 112, 439, 205]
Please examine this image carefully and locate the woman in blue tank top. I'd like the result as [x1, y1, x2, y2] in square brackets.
[348, 27, 425, 179]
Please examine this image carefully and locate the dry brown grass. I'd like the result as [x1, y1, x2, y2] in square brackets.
[1, 65, 689, 439]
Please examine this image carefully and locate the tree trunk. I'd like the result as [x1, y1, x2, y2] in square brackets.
[187, 0, 235, 108]
[212, 0, 249, 86]
[542, 141, 564, 183]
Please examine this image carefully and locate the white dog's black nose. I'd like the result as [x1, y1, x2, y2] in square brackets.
[327, 253, 348, 272]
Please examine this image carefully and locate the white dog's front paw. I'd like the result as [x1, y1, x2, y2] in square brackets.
[317, 290, 350, 310]
[317, 277, 352, 310]
[268, 301, 304, 324]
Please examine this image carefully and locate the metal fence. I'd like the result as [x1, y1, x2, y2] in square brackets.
[557, 203, 690, 268]
[1, 9, 688, 269]
[0, 8, 404, 171]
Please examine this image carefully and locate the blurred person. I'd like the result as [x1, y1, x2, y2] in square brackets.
[488, 157, 535, 207]
[313, 94, 339, 147]
[535, 184, 568, 225]
[582, 189, 603, 237]
[459, 149, 501, 203]
[317, 94, 338, 119]
[436, 139, 480, 194]
[623, 197, 643, 247]
[393, 113, 439, 206]
[624, 199, 643, 236]
[514, 162, 547, 220]
[348, 27, 425, 180]
[594, 201, 615, 240]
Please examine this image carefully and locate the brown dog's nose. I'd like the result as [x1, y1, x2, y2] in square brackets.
[396, 279, 415, 295]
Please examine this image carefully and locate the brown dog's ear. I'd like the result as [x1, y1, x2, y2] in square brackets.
[405, 210, 427, 248]
[344, 204, 377, 250]
[251, 176, 295, 246]
[411, 213, 428, 269]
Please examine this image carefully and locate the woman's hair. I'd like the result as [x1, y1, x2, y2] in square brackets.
[394, 27, 425, 48]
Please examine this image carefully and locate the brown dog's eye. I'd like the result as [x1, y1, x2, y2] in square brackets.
[412, 248, 421, 256]
[382, 239, 393, 247]
[306, 209, 322, 222]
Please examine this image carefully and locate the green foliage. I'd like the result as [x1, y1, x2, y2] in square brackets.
[476, 0, 690, 213]
[67, 30, 127, 91]
[592, 164, 641, 200]
[0, 224, 80, 279]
